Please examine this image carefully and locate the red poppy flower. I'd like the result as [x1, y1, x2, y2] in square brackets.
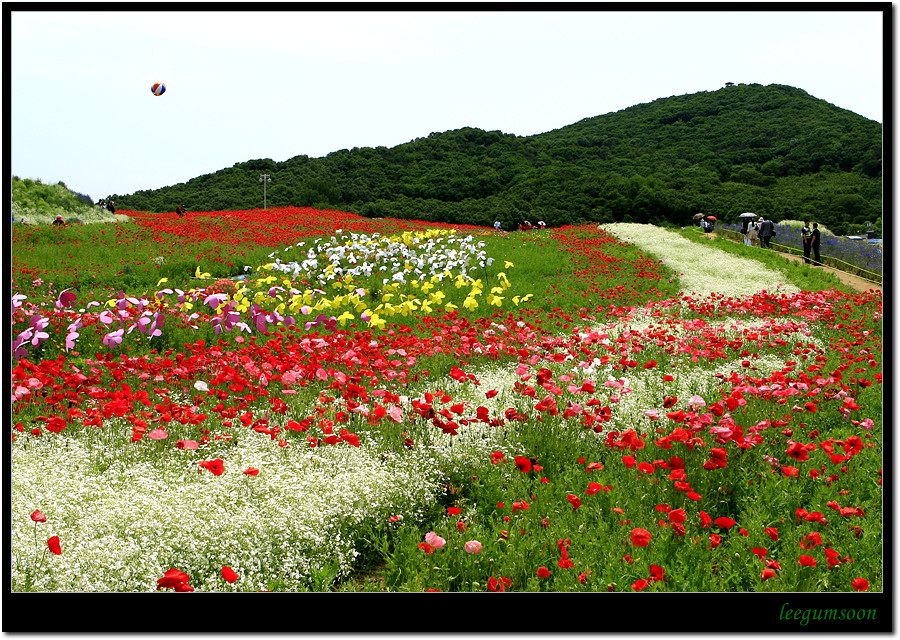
[803, 511, 826, 523]
[637, 462, 655, 474]
[852, 578, 869, 591]
[30, 509, 47, 523]
[708, 533, 722, 549]
[649, 564, 665, 583]
[157, 568, 191, 591]
[786, 442, 809, 461]
[714, 516, 737, 529]
[663, 396, 677, 408]
[222, 566, 239, 583]
[630, 528, 652, 547]
[567, 494, 582, 510]
[798, 555, 817, 567]
[243, 467, 260, 476]
[511, 500, 529, 513]
[751, 547, 768, 559]
[761, 568, 776, 580]
[631, 578, 650, 591]
[198, 458, 225, 476]
[585, 482, 603, 495]
[446, 507, 461, 516]
[621, 455, 636, 468]
[514, 456, 532, 473]
[418, 542, 435, 555]
[536, 566, 551, 578]
[668, 508, 687, 524]
[487, 576, 511, 592]
[47, 535, 62, 555]
[765, 527, 779, 542]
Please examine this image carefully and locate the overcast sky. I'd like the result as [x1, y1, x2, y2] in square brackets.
[9, 8, 885, 203]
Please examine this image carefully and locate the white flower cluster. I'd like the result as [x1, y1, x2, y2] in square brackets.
[265, 229, 494, 285]
[600, 223, 801, 298]
[10, 427, 445, 592]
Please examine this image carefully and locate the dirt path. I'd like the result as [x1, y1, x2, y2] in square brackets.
[778, 252, 882, 294]
[705, 233, 881, 294]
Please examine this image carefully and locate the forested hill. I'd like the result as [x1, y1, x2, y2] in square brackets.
[111, 83, 882, 236]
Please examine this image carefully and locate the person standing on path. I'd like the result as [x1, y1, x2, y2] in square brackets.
[758, 216, 774, 248]
[811, 222, 821, 265]
[746, 219, 759, 247]
[801, 221, 813, 263]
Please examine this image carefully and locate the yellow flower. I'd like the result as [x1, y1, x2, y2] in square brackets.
[156, 278, 168, 287]
[443, 302, 458, 312]
[194, 266, 210, 279]
[487, 293, 504, 306]
[367, 313, 386, 330]
[504, 261, 515, 269]
[337, 311, 355, 326]
[512, 293, 534, 306]
[463, 296, 479, 311]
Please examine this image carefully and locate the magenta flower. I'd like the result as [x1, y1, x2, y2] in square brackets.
[102, 328, 124, 348]
[55, 288, 77, 309]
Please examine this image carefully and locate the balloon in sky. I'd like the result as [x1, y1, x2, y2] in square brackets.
[151, 82, 166, 96]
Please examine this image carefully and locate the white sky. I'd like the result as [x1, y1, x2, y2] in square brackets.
[9, 8, 885, 202]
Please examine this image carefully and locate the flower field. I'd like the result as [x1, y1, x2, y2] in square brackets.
[9, 207, 883, 608]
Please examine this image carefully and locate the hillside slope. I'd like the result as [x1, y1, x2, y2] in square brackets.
[11, 177, 130, 225]
[110, 83, 882, 236]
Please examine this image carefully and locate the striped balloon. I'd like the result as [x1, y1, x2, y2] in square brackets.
[151, 82, 166, 96]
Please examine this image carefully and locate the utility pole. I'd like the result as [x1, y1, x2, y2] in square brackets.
[259, 174, 272, 209]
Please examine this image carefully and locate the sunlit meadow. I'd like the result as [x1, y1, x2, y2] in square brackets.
[10, 208, 882, 594]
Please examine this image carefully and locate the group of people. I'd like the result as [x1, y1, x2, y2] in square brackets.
[741, 215, 777, 248]
[96, 199, 116, 213]
[801, 220, 822, 265]
[740, 216, 821, 264]
[493, 220, 546, 232]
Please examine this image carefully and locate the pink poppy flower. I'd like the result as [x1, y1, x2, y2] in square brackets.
[464, 540, 483, 554]
[424, 532, 446, 549]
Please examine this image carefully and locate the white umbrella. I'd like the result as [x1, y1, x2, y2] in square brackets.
[738, 212, 757, 218]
